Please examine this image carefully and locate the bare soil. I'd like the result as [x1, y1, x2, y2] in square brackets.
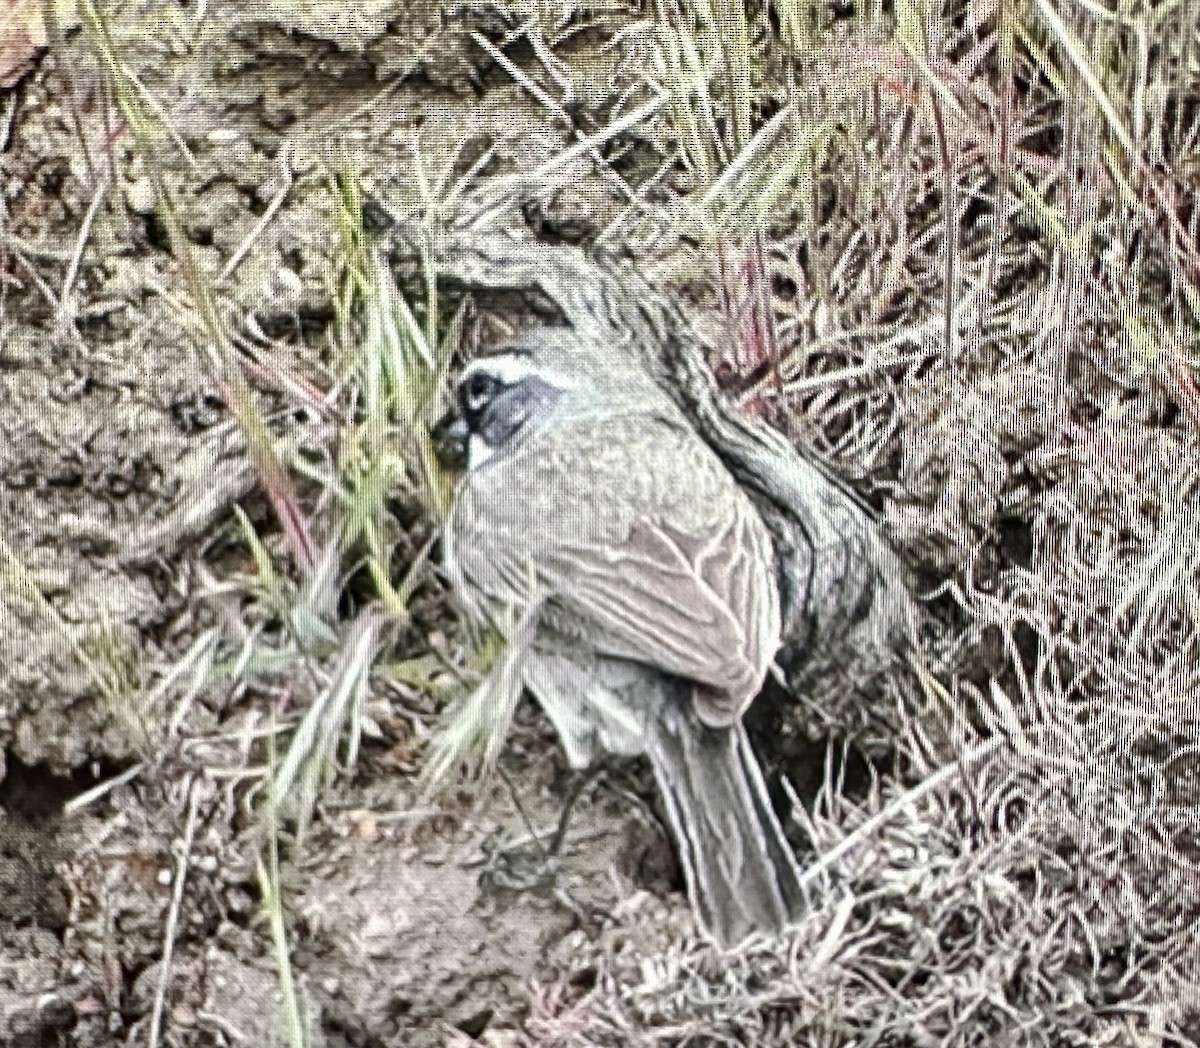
[1, 1, 1197, 1046]
[0, 5, 678, 1044]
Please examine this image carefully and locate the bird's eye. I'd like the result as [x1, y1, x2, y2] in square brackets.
[462, 372, 500, 413]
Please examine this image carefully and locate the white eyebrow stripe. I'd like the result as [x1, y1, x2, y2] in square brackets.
[463, 353, 579, 389]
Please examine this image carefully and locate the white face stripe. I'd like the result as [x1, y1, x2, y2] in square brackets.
[468, 432, 496, 469]
[462, 352, 578, 390]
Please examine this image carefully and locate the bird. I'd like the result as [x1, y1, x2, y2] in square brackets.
[420, 230, 915, 750]
[432, 329, 807, 947]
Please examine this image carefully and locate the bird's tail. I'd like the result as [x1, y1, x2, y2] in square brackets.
[646, 690, 806, 948]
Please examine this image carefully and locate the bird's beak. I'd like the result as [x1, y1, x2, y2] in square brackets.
[430, 407, 470, 472]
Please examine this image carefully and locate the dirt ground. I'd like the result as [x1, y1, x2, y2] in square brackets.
[1, 0, 1198, 1046]
[0, 5, 748, 1045]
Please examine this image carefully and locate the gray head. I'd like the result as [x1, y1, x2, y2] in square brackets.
[431, 328, 675, 470]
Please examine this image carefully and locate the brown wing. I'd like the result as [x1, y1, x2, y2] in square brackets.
[542, 506, 779, 725]
[447, 411, 780, 726]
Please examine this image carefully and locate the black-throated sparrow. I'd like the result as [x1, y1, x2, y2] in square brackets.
[433, 331, 806, 947]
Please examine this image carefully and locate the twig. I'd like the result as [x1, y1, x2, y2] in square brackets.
[147, 779, 200, 1048]
[60, 174, 110, 311]
[219, 145, 295, 282]
[63, 763, 146, 816]
[797, 737, 1005, 890]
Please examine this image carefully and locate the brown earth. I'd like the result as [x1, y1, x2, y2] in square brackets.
[1, 1, 1197, 1046]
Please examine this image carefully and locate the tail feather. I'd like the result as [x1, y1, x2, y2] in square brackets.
[647, 686, 806, 947]
[523, 649, 804, 946]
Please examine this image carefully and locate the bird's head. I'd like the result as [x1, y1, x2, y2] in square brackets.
[430, 348, 575, 471]
[430, 330, 668, 472]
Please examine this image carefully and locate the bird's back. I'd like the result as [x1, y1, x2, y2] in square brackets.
[445, 406, 780, 723]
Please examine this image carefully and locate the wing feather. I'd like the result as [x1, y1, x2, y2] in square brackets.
[546, 505, 779, 720]
[446, 410, 781, 724]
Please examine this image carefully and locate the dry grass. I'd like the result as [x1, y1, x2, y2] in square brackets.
[432, 0, 1200, 1043]
[20, 0, 1198, 1042]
